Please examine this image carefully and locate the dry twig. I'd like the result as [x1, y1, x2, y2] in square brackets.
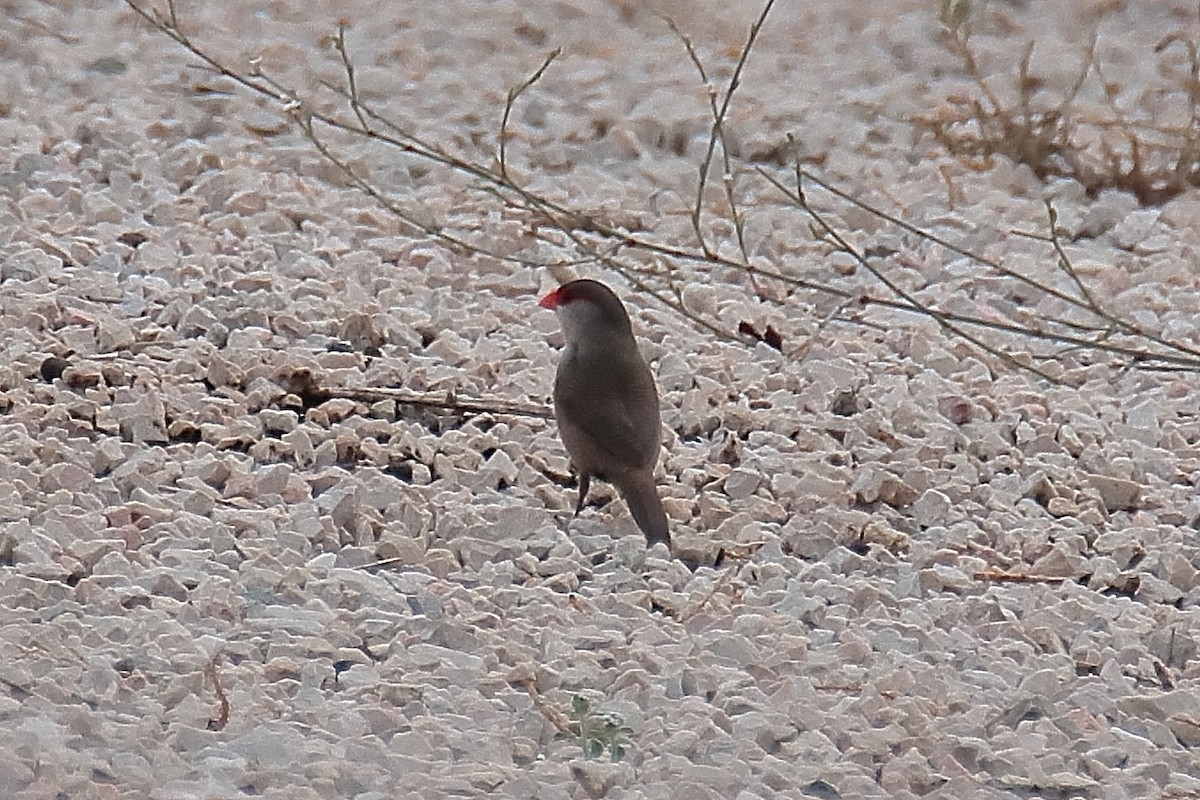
[123, 0, 1200, 382]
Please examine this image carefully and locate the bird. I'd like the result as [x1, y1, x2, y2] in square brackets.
[539, 279, 671, 550]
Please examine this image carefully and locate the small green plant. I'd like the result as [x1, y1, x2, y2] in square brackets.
[938, 0, 972, 32]
[557, 695, 633, 762]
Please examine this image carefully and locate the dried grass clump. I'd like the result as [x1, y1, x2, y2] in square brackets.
[921, 7, 1200, 207]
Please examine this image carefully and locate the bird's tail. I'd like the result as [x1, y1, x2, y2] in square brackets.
[617, 471, 671, 550]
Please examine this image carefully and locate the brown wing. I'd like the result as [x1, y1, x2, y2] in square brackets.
[554, 342, 661, 472]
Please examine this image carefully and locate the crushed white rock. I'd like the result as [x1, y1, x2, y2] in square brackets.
[0, 1, 1198, 799]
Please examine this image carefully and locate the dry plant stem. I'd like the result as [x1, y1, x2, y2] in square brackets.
[126, 0, 1200, 376]
[771, 154, 1060, 382]
[952, 27, 1095, 183]
[204, 655, 231, 731]
[1089, 55, 1164, 200]
[521, 680, 574, 735]
[313, 21, 678, 289]
[131, 0, 292, 113]
[316, 24, 616, 270]
[670, 1, 776, 268]
[331, 23, 369, 133]
[313, 11, 750, 339]
[665, 20, 730, 261]
[124, 0, 852, 334]
[500, 48, 561, 179]
[714, 0, 775, 267]
[765, 162, 1200, 373]
[319, 385, 555, 421]
[292, 112, 545, 268]
[794, 166, 1111, 325]
[1012, 202, 1200, 360]
[974, 571, 1072, 585]
[936, 22, 1200, 204]
[765, 165, 1200, 370]
[1041, 200, 1102, 315]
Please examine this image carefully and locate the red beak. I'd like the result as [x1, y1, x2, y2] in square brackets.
[538, 288, 561, 310]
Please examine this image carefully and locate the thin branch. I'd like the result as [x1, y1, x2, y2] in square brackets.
[326, 387, 554, 420]
[500, 48, 561, 178]
[713, 0, 776, 265]
[1011, 201, 1200, 360]
[291, 109, 547, 268]
[331, 22, 370, 132]
[781, 165, 1200, 366]
[761, 161, 1200, 373]
[664, 16, 718, 259]
[776, 154, 1060, 382]
[123, 0, 1200, 379]
[1043, 200, 1102, 311]
[281, 369, 555, 420]
[673, 0, 775, 263]
[792, 167, 1104, 317]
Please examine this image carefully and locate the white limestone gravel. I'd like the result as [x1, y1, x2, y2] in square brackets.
[1, 1, 1199, 799]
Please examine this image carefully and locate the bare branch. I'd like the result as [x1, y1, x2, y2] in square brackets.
[500, 48, 561, 178]
[123, 0, 1200, 380]
[330, 22, 370, 133]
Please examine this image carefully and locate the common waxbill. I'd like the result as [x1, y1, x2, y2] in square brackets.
[540, 279, 670, 549]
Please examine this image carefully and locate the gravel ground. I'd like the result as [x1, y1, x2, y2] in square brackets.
[2, 1, 1200, 798]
